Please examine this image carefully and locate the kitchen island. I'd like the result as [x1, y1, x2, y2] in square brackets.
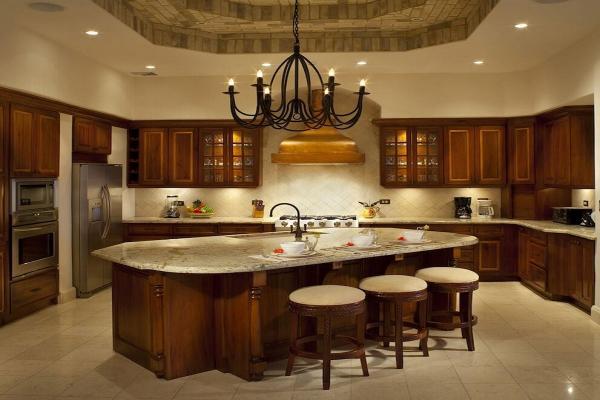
[93, 228, 477, 381]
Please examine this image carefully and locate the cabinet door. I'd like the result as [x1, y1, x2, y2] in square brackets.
[199, 128, 228, 186]
[543, 116, 571, 186]
[580, 239, 595, 307]
[508, 121, 534, 184]
[381, 127, 412, 186]
[34, 111, 60, 177]
[444, 127, 474, 185]
[139, 128, 168, 185]
[475, 126, 505, 185]
[0, 244, 5, 316]
[94, 122, 112, 155]
[73, 117, 95, 153]
[0, 102, 6, 176]
[168, 128, 198, 186]
[413, 127, 443, 185]
[569, 114, 594, 188]
[230, 128, 260, 186]
[10, 105, 35, 176]
[476, 240, 501, 273]
[517, 229, 529, 280]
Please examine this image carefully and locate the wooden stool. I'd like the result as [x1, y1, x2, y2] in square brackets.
[415, 267, 479, 351]
[359, 275, 429, 369]
[285, 285, 369, 390]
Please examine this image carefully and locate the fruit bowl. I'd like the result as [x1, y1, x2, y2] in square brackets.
[189, 212, 214, 219]
[187, 200, 214, 218]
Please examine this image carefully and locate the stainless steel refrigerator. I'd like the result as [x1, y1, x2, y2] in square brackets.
[72, 163, 123, 298]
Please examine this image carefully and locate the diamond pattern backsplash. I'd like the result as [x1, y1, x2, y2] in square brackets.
[134, 90, 501, 218]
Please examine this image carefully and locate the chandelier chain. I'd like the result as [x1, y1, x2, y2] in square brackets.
[293, 0, 300, 44]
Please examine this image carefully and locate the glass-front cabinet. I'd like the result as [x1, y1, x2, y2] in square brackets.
[381, 126, 443, 187]
[199, 127, 261, 187]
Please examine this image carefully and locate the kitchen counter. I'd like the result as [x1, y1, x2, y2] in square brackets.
[94, 227, 477, 274]
[359, 217, 596, 240]
[122, 216, 596, 240]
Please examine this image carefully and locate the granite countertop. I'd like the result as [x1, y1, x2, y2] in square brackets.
[93, 228, 478, 274]
[122, 216, 595, 240]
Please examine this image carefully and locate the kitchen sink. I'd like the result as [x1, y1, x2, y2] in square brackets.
[229, 231, 328, 239]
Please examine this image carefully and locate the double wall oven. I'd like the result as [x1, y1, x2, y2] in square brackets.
[10, 179, 58, 279]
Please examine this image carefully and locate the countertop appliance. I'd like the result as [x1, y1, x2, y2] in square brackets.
[454, 197, 472, 219]
[274, 215, 359, 230]
[73, 163, 123, 298]
[552, 207, 592, 225]
[164, 195, 181, 218]
[10, 178, 58, 279]
[476, 198, 495, 219]
[580, 210, 595, 227]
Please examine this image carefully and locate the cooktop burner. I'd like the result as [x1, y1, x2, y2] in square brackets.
[278, 215, 357, 220]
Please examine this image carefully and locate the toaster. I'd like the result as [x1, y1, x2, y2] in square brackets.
[552, 207, 592, 225]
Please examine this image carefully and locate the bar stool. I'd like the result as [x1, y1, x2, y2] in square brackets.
[415, 267, 479, 351]
[285, 285, 369, 390]
[359, 275, 429, 369]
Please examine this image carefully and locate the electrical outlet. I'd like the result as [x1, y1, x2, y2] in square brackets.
[379, 199, 391, 205]
[583, 200, 589, 207]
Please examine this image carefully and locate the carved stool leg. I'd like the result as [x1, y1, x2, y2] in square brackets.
[394, 301, 404, 369]
[322, 314, 332, 390]
[382, 301, 391, 348]
[460, 291, 475, 351]
[285, 312, 299, 376]
[356, 311, 369, 377]
[418, 299, 429, 357]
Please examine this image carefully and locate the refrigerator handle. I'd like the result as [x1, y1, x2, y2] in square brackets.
[101, 185, 111, 240]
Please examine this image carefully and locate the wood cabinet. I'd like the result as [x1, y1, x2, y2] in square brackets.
[444, 127, 474, 185]
[541, 108, 594, 188]
[169, 128, 198, 186]
[73, 116, 111, 155]
[567, 237, 595, 308]
[0, 245, 5, 320]
[474, 126, 505, 185]
[10, 105, 60, 178]
[139, 128, 169, 185]
[380, 126, 443, 187]
[508, 119, 535, 184]
[9, 268, 58, 320]
[130, 124, 261, 188]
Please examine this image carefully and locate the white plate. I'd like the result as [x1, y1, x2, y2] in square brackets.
[275, 250, 318, 258]
[345, 244, 382, 250]
[398, 239, 432, 245]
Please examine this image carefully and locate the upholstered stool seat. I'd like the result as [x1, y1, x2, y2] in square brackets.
[286, 285, 369, 390]
[359, 275, 429, 369]
[415, 267, 479, 351]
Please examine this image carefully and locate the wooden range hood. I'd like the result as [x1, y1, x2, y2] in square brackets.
[271, 90, 365, 165]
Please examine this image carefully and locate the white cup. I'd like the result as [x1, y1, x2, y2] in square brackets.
[280, 241, 306, 255]
[352, 235, 375, 247]
[402, 230, 425, 242]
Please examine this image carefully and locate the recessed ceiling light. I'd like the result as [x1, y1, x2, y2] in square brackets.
[261, 63, 272, 67]
[473, 60, 485, 65]
[514, 22, 529, 29]
[85, 30, 99, 36]
[145, 65, 156, 70]
[356, 61, 367, 66]
[28, 2, 65, 12]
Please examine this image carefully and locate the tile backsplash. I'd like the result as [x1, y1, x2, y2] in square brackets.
[134, 89, 502, 218]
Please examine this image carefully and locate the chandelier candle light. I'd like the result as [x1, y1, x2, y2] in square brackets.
[224, 0, 369, 131]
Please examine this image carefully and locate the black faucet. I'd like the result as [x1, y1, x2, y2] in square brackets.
[269, 202, 305, 241]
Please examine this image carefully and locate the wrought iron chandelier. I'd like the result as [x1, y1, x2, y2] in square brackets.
[224, 0, 369, 131]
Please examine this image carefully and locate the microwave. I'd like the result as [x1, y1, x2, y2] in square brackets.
[11, 179, 56, 213]
[552, 207, 592, 225]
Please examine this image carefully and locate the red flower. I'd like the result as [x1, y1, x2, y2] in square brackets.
[273, 248, 284, 254]
[398, 236, 405, 241]
[346, 242, 354, 246]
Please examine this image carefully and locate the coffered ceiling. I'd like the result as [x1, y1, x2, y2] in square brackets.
[92, 0, 498, 53]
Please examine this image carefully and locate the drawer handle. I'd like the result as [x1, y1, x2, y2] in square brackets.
[30, 288, 41, 293]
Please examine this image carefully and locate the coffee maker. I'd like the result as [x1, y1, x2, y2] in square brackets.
[454, 197, 472, 219]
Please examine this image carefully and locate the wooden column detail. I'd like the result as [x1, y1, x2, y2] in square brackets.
[150, 280, 166, 376]
[249, 271, 267, 380]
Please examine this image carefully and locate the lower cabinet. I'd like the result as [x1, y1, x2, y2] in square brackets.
[9, 268, 58, 320]
[125, 223, 275, 241]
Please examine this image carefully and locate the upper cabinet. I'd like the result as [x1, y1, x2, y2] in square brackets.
[540, 108, 594, 188]
[380, 126, 443, 187]
[444, 126, 474, 186]
[10, 105, 59, 178]
[73, 116, 111, 156]
[474, 126, 505, 185]
[508, 118, 535, 184]
[129, 123, 261, 188]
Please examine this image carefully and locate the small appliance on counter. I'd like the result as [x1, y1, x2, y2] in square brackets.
[252, 199, 265, 218]
[580, 210, 595, 227]
[454, 197, 472, 219]
[164, 195, 181, 218]
[476, 198, 495, 219]
[552, 207, 592, 225]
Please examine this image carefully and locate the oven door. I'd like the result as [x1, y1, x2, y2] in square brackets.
[11, 221, 58, 278]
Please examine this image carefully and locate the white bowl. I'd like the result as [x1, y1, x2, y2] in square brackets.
[352, 234, 375, 247]
[402, 230, 425, 242]
[280, 241, 306, 255]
